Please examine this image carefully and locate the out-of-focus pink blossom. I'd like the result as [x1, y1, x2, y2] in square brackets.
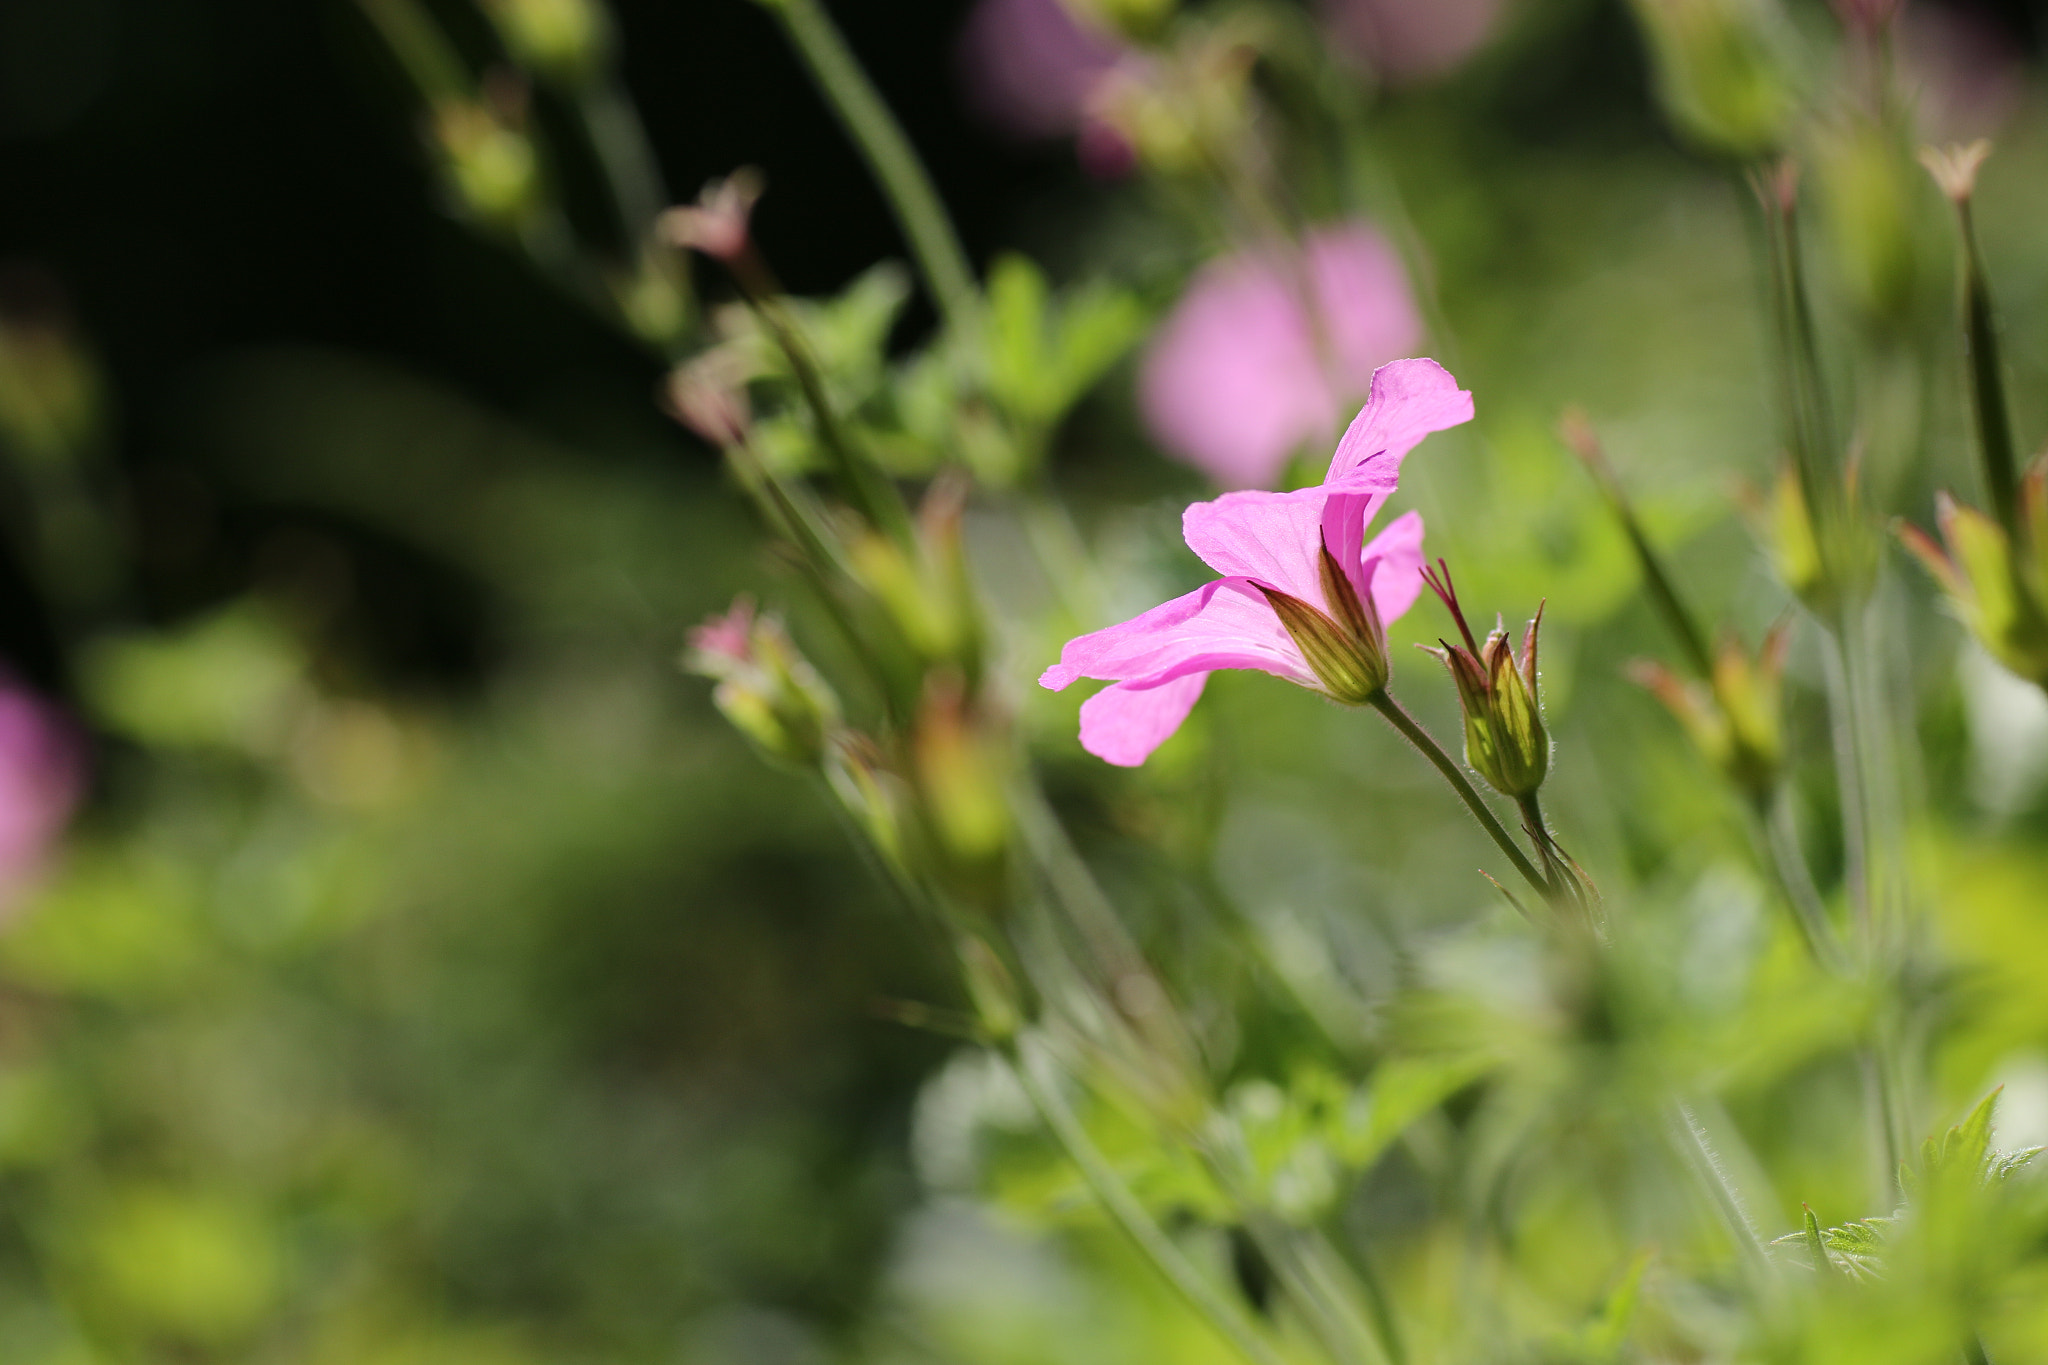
[956, 0, 1123, 141]
[660, 169, 764, 264]
[1899, 3, 2024, 143]
[0, 680, 82, 908]
[1041, 359, 1471, 766]
[1320, 0, 1505, 83]
[1139, 222, 1423, 490]
[688, 596, 759, 672]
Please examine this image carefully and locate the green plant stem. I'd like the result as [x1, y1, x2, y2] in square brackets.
[1668, 1100, 1773, 1286]
[736, 282, 916, 549]
[1746, 790, 1840, 973]
[761, 0, 981, 337]
[1002, 1038, 1288, 1365]
[1956, 197, 2018, 535]
[1575, 430, 1716, 680]
[1367, 692, 1549, 898]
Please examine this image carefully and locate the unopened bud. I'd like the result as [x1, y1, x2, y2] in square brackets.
[1625, 0, 1796, 157]
[1633, 622, 1791, 802]
[1257, 547, 1391, 706]
[484, 0, 609, 85]
[826, 734, 910, 875]
[660, 169, 764, 264]
[685, 596, 840, 765]
[431, 81, 540, 226]
[1900, 493, 2048, 687]
[911, 675, 1009, 869]
[663, 349, 751, 447]
[1422, 562, 1549, 799]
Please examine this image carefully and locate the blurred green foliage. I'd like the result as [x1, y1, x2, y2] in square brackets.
[0, 0, 2039, 1361]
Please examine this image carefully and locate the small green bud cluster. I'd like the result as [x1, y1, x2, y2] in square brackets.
[1420, 563, 1549, 801]
[1631, 627, 1791, 807]
[684, 597, 840, 768]
[1902, 484, 2048, 689]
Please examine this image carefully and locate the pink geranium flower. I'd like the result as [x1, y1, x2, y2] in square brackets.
[1139, 222, 1423, 490]
[1042, 359, 1472, 765]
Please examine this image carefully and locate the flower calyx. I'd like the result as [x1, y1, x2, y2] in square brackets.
[1420, 560, 1548, 800]
[1255, 546, 1392, 706]
[685, 596, 840, 766]
[1630, 621, 1791, 806]
[1899, 479, 2048, 689]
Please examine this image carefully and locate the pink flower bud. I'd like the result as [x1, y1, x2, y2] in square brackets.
[659, 169, 764, 264]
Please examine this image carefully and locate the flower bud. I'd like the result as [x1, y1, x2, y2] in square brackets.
[1423, 564, 1549, 799]
[911, 674, 1010, 875]
[663, 349, 752, 448]
[1899, 492, 2048, 688]
[685, 597, 840, 765]
[825, 734, 910, 875]
[1631, 623, 1790, 803]
[1257, 547, 1392, 706]
[483, 0, 610, 86]
[660, 169, 764, 265]
[431, 80, 541, 228]
[1625, 0, 1796, 157]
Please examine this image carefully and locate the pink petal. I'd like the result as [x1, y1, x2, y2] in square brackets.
[1077, 672, 1210, 766]
[1181, 486, 1359, 605]
[1039, 577, 1312, 693]
[1326, 358, 1474, 486]
[1360, 510, 1427, 624]
[1318, 487, 1388, 606]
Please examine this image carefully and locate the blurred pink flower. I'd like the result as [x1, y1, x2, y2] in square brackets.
[1321, 0, 1505, 82]
[1041, 359, 1471, 766]
[1139, 222, 1423, 489]
[957, 0, 1122, 141]
[0, 679, 81, 907]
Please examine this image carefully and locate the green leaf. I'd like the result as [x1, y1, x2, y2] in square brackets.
[1335, 1053, 1496, 1172]
[1770, 1213, 1893, 1280]
[1579, 1250, 1652, 1358]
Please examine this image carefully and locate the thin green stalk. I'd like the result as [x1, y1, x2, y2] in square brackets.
[1568, 419, 1716, 679]
[1955, 196, 2018, 535]
[1667, 1100, 1774, 1286]
[355, 0, 468, 99]
[574, 84, 667, 250]
[1748, 790, 1841, 973]
[739, 285, 916, 549]
[1816, 627, 1871, 943]
[1367, 691, 1550, 898]
[1003, 1039, 1288, 1365]
[759, 0, 981, 336]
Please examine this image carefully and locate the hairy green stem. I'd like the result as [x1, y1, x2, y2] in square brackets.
[1003, 1039, 1288, 1365]
[1368, 691, 1550, 898]
[760, 0, 982, 337]
[1668, 1100, 1774, 1285]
